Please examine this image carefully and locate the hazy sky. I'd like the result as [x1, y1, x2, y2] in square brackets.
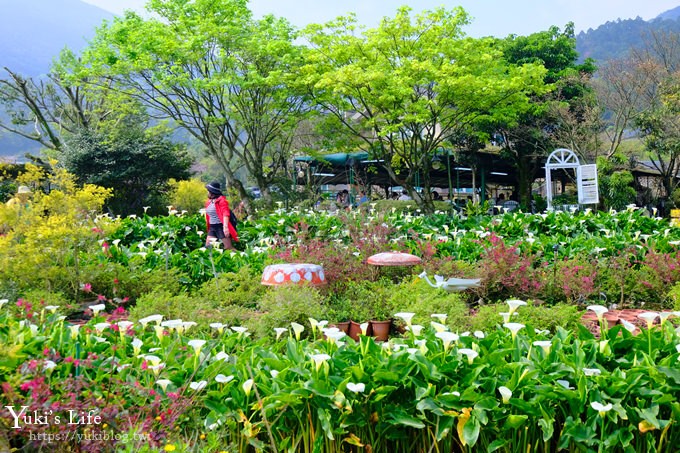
[82, 0, 679, 37]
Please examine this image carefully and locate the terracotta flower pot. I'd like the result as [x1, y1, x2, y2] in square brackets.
[370, 320, 392, 341]
[348, 320, 371, 341]
[334, 321, 350, 334]
[603, 312, 620, 329]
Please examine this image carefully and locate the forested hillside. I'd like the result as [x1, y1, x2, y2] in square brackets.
[576, 10, 680, 63]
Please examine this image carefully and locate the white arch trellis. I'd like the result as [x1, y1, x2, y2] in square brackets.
[545, 148, 599, 210]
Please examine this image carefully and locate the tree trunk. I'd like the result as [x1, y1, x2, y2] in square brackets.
[516, 155, 533, 210]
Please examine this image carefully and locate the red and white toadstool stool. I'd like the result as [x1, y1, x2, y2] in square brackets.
[261, 263, 326, 286]
[366, 252, 422, 266]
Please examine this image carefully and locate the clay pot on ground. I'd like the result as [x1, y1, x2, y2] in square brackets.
[603, 312, 620, 329]
[334, 321, 350, 334]
[348, 320, 372, 341]
[370, 320, 392, 341]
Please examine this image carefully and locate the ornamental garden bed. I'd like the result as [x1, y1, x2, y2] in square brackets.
[2, 192, 680, 451]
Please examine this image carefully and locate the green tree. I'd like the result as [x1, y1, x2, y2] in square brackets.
[61, 120, 192, 215]
[300, 6, 548, 213]
[492, 24, 597, 209]
[596, 155, 637, 211]
[80, 0, 309, 212]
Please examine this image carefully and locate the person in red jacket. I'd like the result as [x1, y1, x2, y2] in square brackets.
[204, 181, 238, 250]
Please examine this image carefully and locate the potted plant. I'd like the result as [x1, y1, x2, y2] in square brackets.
[369, 318, 392, 341]
[336, 279, 395, 340]
[326, 295, 354, 335]
[367, 299, 394, 341]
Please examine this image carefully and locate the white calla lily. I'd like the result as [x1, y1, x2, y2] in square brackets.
[156, 379, 172, 392]
[215, 374, 234, 384]
[189, 380, 207, 391]
[131, 337, 144, 355]
[89, 304, 106, 315]
[311, 353, 331, 371]
[291, 322, 304, 340]
[360, 322, 370, 335]
[394, 312, 415, 326]
[638, 312, 659, 330]
[430, 321, 448, 332]
[69, 325, 80, 339]
[187, 339, 206, 356]
[435, 331, 459, 350]
[498, 386, 512, 404]
[506, 299, 527, 315]
[346, 382, 366, 393]
[587, 305, 608, 322]
[231, 326, 248, 335]
[458, 348, 478, 364]
[533, 340, 552, 354]
[210, 322, 226, 333]
[430, 313, 447, 323]
[503, 322, 525, 339]
[242, 379, 254, 396]
[590, 401, 613, 417]
[406, 324, 424, 336]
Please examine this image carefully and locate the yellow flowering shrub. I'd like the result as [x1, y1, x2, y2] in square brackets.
[168, 178, 206, 214]
[0, 165, 118, 300]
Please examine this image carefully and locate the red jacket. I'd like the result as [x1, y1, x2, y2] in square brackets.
[205, 196, 239, 242]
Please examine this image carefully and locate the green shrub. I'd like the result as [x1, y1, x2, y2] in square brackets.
[386, 280, 470, 330]
[250, 285, 329, 339]
[216, 305, 260, 329]
[667, 281, 680, 311]
[325, 293, 355, 323]
[338, 278, 397, 321]
[469, 301, 582, 333]
[195, 267, 265, 309]
[117, 267, 186, 301]
[128, 290, 222, 330]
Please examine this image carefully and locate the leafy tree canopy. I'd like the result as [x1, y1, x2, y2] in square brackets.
[300, 6, 549, 212]
[78, 0, 309, 213]
[60, 119, 192, 216]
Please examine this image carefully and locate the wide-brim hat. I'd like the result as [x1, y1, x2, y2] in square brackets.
[17, 185, 32, 194]
[205, 181, 223, 196]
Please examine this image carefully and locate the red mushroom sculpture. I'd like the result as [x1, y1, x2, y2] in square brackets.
[261, 263, 326, 286]
[366, 252, 422, 266]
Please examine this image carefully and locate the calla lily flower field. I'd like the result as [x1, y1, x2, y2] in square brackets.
[2, 193, 680, 452]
